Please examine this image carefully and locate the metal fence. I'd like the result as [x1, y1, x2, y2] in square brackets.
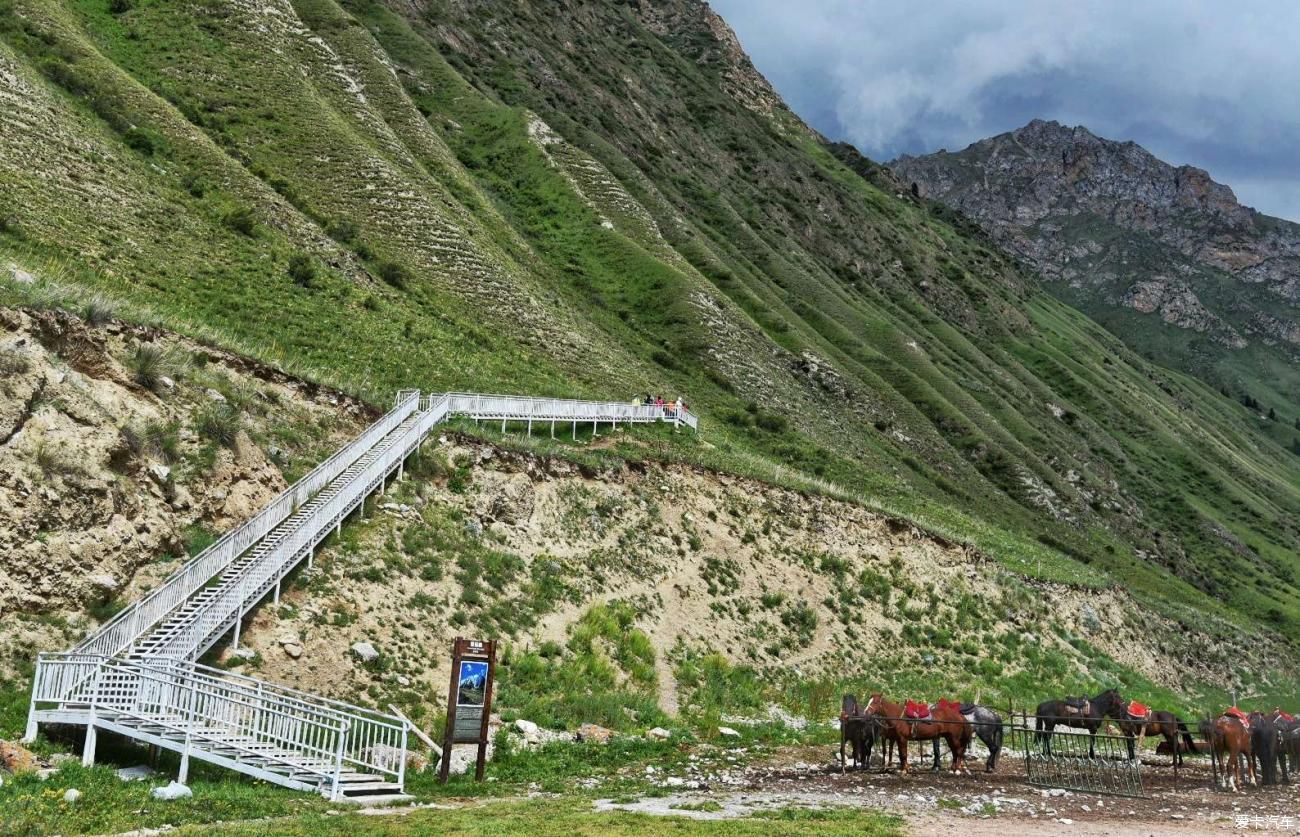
[1009, 714, 1146, 797]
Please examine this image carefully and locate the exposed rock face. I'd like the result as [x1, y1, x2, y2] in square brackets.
[892, 120, 1300, 392]
[0, 306, 367, 678]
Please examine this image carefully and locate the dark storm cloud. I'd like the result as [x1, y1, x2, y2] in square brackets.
[709, 0, 1300, 221]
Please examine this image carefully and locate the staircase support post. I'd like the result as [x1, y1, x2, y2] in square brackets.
[331, 721, 350, 802]
[550, 420, 555, 439]
[273, 578, 281, 606]
[501, 417, 507, 434]
[572, 420, 577, 441]
[81, 722, 97, 767]
[399, 460, 404, 482]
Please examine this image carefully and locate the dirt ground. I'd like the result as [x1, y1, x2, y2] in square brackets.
[597, 743, 1300, 835]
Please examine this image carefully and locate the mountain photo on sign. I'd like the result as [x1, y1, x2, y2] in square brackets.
[457, 660, 489, 707]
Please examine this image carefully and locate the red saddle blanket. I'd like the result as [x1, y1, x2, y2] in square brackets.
[934, 698, 962, 714]
[1223, 707, 1251, 729]
[1277, 709, 1295, 723]
[903, 700, 932, 721]
[1126, 700, 1150, 720]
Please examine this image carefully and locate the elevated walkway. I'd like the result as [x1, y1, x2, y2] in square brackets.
[26, 392, 695, 799]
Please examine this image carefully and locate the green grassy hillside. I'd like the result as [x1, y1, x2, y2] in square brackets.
[1, 0, 1298, 671]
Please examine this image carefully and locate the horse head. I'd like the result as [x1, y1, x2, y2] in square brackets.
[864, 693, 885, 715]
[1095, 688, 1125, 717]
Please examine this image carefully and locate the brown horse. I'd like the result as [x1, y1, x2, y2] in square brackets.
[1114, 709, 1198, 765]
[865, 694, 972, 774]
[1200, 715, 1255, 792]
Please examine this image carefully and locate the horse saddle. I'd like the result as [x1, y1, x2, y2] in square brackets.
[1223, 706, 1251, 730]
[933, 698, 961, 714]
[1126, 700, 1151, 721]
[1063, 697, 1091, 716]
[958, 701, 977, 715]
[903, 700, 932, 721]
[1277, 709, 1296, 723]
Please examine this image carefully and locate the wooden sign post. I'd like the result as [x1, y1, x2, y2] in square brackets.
[437, 637, 496, 783]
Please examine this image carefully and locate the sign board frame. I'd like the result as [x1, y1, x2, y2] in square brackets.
[438, 637, 496, 782]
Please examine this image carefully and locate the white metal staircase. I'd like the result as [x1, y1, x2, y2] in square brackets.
[25, 391, 696, 800]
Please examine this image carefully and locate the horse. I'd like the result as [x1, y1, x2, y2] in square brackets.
[865, 693, 972, 774]
[931, 703, 1003, 772]
[1274, 712, 1300, 776]
[1250, 711, 1289, 786]
[1034, 688, 1126, 758]
[1200, 715, 1255, 792]
[1113, 708, 1197, 764]
[840, 694, 874, 772]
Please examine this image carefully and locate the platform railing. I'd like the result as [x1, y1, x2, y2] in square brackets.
[30, 653, 409, 796]
[442, 392, 697, 430]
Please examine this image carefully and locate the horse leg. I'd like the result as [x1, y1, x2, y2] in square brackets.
[898, 735, 909, 773]
[840, 732, 847, 773]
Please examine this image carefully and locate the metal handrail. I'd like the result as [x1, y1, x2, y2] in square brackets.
[32, 654, 408, 784]
[151, 406, 437, 659]
[74, 391, 421, 659]
[440, 392, 698, 429]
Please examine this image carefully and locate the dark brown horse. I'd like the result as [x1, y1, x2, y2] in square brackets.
[1250, 711, 1289, 786]
[1035, 688, 1126, 758]
[840, 694, 873, 772]
[1201, 715, 1255, 792]
[865, 694, 972, 774]
[1114, 708, 1197, 764]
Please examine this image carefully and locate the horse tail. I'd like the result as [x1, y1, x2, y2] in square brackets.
[1178, 720, 1197, 754]
[991, 717, 1004, 756]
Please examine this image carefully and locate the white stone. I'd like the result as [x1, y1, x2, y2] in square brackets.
[515, 719, 540, 737]
[717, 726, 741, 738]
[151, 781, 193, 800]
[63, 788, 81, 803]
[158, 376, 175, 390]
[205, 388, 227, 402]
[282, 642, 303, 659]
[148, 463, 171, 484]
[89, 573, 119, 592]
[646, 727, 671, 740]
[351, 641, 379, 662]
[116, 765, 157, 782]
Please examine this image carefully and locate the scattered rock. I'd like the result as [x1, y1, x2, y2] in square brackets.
[515, 719, 540, 738]
[116, 765, 158, 782]
[63, 788, 81, 803]
[646, 727, 671, 740]
[282, 642, 303, 659]
[351, 641, 379, 663]
[88, 573, 119, 592]
[158, 375, 175, 391]
[151, 781, 193, 800]
[0, 740, 38, 773]
[8, 264, 35, 285]
[576, 723, 614, 744]
[230, 647, 256, 661]
[147, 463, 171, 484]
[718, 726, 741, 738]
[204, 388, 227, 402]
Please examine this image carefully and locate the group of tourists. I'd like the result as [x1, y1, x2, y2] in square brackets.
[640, 393, 686, 416]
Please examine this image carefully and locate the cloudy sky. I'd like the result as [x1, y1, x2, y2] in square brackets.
[710, 0, 1300, 222]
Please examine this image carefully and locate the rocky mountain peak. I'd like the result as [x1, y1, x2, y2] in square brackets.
[891, 120, 1300, 408]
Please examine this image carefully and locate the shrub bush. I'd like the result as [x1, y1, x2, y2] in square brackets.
[126, 344, 182, 392]
[376, 260, 409, 290]
[194, 403, 241, 448]
[221, 206, 257, 236]
[287, 254, 316, 288]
